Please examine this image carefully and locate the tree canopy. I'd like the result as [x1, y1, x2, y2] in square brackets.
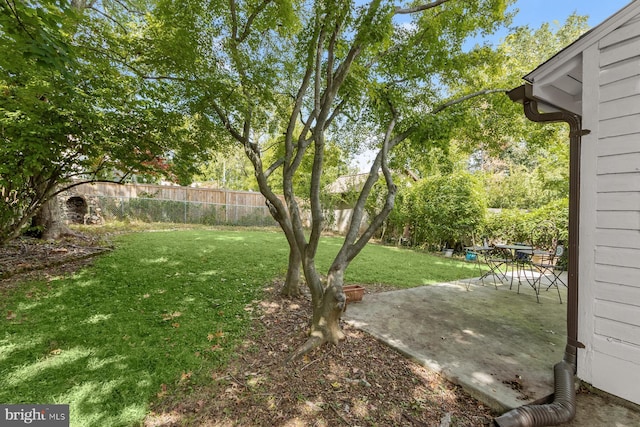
[0, 0, 215, 242]
[129, 0, 518, 358]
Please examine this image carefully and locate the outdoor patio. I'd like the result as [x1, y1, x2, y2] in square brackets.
[343, 272, 640, 426]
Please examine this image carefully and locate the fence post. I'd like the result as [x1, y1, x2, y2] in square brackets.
[225, 190, 229, 224]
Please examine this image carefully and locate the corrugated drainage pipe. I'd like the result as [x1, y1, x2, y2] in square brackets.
[493, 345, 577, 427]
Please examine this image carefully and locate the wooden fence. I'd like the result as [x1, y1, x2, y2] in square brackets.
[73, 182, 270, 207]
[60, 182, 282, 227]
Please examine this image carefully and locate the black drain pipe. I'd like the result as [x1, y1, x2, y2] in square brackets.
[495, 85, 587, 427]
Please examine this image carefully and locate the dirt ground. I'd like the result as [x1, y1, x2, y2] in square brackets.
[1, 236, 496, 426]
[145, 283, 497, 427]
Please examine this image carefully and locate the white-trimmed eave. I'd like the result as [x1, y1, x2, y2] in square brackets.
[523, 0, 640, 115]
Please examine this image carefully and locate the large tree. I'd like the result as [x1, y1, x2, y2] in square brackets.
[0, 0, 212, 243]
[141, 0, 514, 359]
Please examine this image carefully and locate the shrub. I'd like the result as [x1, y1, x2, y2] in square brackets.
[400, 172, 486, 250]
[481, 198, 568, 249]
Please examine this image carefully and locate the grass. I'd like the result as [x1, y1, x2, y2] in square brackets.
[0, 227, 483, 426]
[315, 238, 484, 287]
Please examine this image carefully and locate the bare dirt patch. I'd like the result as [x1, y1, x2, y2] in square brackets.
[146, 284, 497, 426]
[0, 236, 110, 294]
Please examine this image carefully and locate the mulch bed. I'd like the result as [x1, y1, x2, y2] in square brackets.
[145, 284, 497, 426]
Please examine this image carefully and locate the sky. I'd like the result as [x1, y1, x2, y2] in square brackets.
[509, 0, 632, 29]
[470, 0, 634, 47]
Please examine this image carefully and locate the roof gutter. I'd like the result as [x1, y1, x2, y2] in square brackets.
[494, 84, 588, 427]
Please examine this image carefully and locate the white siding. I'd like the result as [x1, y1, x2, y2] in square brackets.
[584, 13, 640, 405]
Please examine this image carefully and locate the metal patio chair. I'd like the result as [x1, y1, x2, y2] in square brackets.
[531, 243, 567, 303]
[484, 246, 511, 286]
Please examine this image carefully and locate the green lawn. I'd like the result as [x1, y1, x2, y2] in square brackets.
[0, 229, 482, 426]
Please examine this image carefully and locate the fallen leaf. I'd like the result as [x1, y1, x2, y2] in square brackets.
[6, 311, 16, 320]
[171, 323, 180, 328]
[50, 349, 62, 355]
[162, 311, 182, 321]
[207, 333, 215, 341]
[143, 294, 150, 298]
[181, 372, 192, 381]
[157, 383, 167, 398]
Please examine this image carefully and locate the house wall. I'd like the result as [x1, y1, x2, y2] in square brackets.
[578, 13, 640, 405]
[329, 208, 370, 235]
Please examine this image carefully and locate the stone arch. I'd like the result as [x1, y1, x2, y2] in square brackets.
[66, 196, 87, 224]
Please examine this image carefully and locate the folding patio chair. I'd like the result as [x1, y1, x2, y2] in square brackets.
[513, 245, 534, 291]
[484, 246, 511, 286]
[461, 247, 496, 290]
[531, 243, 566, 303]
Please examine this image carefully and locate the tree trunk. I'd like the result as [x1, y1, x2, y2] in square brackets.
[310, 277, 346, 344]
[286, 268, 346, 362]
[281, 247, 302, 297]
[32, 197, 74, 240]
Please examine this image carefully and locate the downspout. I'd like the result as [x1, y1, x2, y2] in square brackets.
[494, 84, 587, 427]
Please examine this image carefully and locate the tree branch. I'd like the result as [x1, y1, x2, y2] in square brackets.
[431, 88, 509, 115]
[111, 0, 143, 15]
[238, 0, 273, 42]
[3, 0, 36, 40]
[264, 157, 284, 179]
[394, 0, 452, 15]
[50, 178, 126, 198]
[211, 101, 246, 144]
[346, 101, 399, 259]
[229, 0, 239, 41]
[80, 44, 192, 82]
[88, 6, 128, 33]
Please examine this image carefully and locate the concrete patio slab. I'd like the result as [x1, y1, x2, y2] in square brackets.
[343, 273, 640, 426]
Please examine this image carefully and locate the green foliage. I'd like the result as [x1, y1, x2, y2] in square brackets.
[481, 198, 569, 249]
[141, 0, 514, 210]
[440, 13, 589, 155]
[194, 146, 258, 191]
[399, 172, 486, 250]
[387, 16, 590, 247]
[0, 1, 217, 243]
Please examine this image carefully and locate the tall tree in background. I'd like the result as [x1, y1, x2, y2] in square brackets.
[409, 15, 590, 207]
[144, 0, 514, 358]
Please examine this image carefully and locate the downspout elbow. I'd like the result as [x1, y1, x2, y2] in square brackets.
[494, 347, 577, 427]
